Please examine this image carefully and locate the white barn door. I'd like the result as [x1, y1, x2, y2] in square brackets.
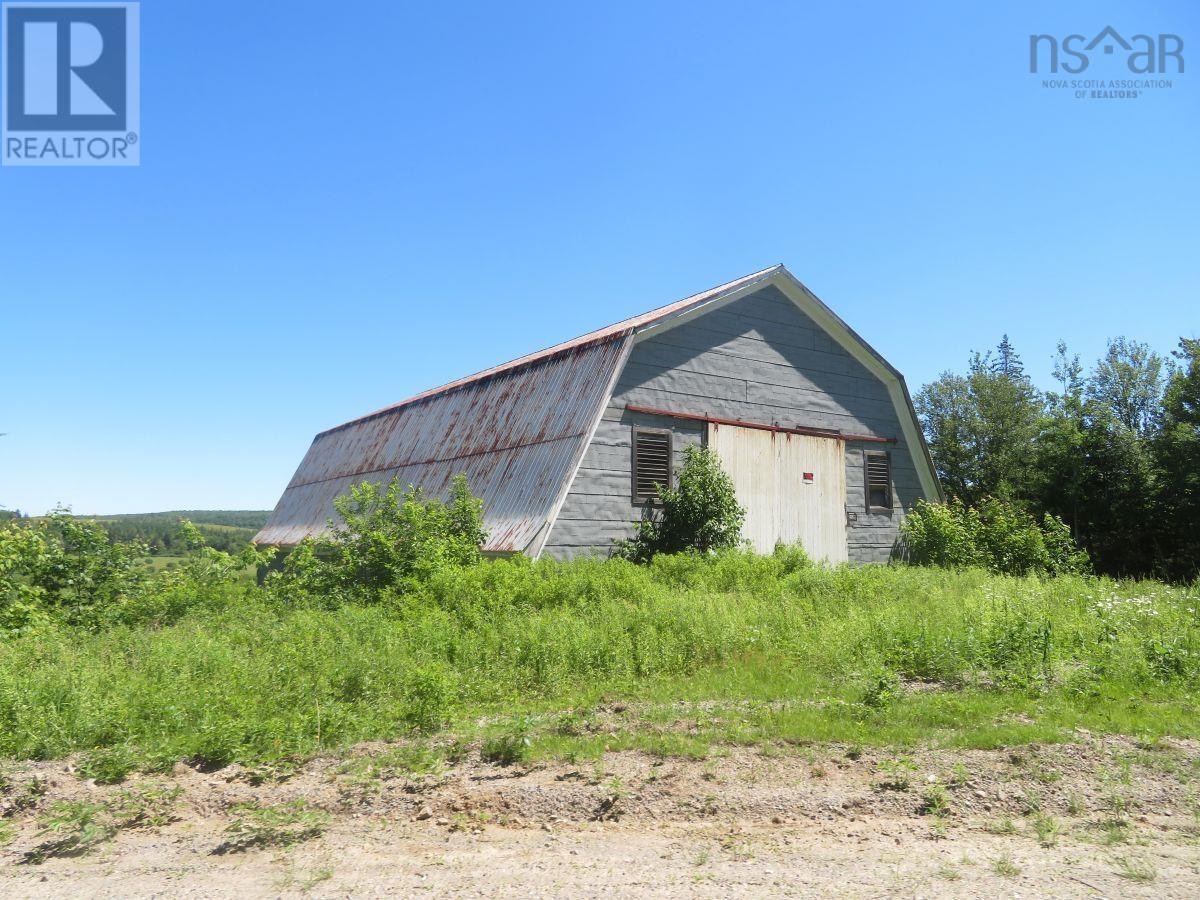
[707, 424, 848, 564]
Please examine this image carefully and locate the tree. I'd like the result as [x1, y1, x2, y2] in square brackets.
[991, 334, 1025, 378]
[1033, 342, 1087, 536]
[1087, 337, 1169, 436]
[915, 338, 1042, 506]
[913, 372, 977, 502]
[1154, 338, 1200, 581]
[1033, 341, 1159, 577]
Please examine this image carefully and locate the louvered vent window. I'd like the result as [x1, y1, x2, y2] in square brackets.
[632, 428, 672, 503]
[865, 451, 892, 511]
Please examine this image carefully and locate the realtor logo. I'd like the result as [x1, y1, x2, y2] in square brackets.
[2, 2, 139, 166]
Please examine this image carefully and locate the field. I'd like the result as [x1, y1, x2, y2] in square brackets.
[1, 556, 1199, 895]
[69, 510, 269, 556]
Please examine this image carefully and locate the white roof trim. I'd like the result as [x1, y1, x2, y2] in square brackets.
[527, 334, 635, 560]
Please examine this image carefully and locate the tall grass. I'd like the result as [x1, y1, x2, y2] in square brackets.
[0, 553, 1196, 767]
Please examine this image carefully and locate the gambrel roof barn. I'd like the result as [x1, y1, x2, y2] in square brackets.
[255, 266, 941, 563]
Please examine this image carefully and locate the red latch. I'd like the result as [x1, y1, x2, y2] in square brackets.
[803, 472, 814, 482]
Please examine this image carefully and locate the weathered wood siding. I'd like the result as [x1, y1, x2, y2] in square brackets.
[541, 285, 929, 561]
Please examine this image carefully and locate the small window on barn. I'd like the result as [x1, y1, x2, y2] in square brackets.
[632, 428, 672, 504]
[865, 451, 892, 512]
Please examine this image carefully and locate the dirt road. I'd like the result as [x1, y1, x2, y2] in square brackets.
[3, 737, 1197, 897]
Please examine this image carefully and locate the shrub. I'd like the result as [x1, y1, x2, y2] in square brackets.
[78, 746, 136, 785]
[1, 511, 146, 631]
[1, 514, 269, 633]
[860, 668, 902, 709]
[901, 498, 1090, 577]
[481, 720, 533, 766]
[102, 522, 272, 628]
[616, 446, 745, 562]
[399, 664, 456, 732]
[894, 500, 976, 569]
[271, 475, 486, 604]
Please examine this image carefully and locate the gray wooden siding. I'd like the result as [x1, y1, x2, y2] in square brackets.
[541, 285, 929, 562]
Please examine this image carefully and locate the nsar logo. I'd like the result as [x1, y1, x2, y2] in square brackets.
[1029, 25, 1184, 101]
[3, 2, 140, 166]
[1030, 26, 1183, 75]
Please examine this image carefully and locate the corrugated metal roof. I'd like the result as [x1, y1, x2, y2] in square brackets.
[254, 267, 782, 552]
[254, 337, 630, 552]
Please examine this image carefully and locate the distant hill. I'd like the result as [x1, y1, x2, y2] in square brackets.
[75, 510, 272, 555]
[87, 510, 272, 529]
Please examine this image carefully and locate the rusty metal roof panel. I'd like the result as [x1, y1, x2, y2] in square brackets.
[254, 336, 630, 553]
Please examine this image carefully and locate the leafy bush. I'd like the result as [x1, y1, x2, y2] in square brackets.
[1, 511, 146, 631]
[860, 668, 902, 709]
[78, 745, 136, 785]
[1, 513, 270, 634]
[616, 446, 745, 562]
[481, 720, 533, 766]
[901, 499, 1091, 576]
[399, 664, 457, 732]
[271, 475, 486, 604]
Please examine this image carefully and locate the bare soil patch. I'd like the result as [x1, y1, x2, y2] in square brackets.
[2, 735, 1198, 897]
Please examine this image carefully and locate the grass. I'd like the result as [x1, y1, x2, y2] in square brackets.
[78, 745, 137, 784]
[1031, 813, 1061, 846]
[990, 853, 1021, 877]
[17, 786, 180, 864]
[986, 817, 1018, 835]
[1114, 854, 1157, 882]
[213, 801, 330, 855]
[0, 557, 1198, 770]
[935, 862, 961, 880]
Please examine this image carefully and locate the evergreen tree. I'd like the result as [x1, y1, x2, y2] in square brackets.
[990, 334, 1025, 378]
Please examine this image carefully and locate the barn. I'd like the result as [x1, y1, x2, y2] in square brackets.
[254, 266, 941, 564]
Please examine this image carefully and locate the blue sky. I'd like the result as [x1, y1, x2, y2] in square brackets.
[2, 1, 1197, 515]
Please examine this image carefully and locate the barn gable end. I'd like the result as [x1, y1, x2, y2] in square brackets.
[541, 283, 930, 561]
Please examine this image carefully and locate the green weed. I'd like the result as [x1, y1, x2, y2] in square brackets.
[481, 723, 532, 767]
[18, 783, 181, 864]
[1031, 813, 1061, 847]
[876, 757, 918, 792]
[990, 853, 1021, 877]
[78, 745, 136, 785]
[919, 783, 951, 817]
[1114, 855, 1156, 882]
[0, 562, 1197, 768]
[24, 801, 115, 863]
[213, 800, 330, 855]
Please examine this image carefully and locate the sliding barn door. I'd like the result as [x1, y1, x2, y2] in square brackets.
[707, 424, 848, 563]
